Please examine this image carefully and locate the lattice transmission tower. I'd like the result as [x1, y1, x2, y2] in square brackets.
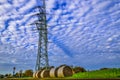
[32, 0, 49, 71]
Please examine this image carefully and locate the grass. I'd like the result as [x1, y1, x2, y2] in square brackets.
[71, 68, 120, 79]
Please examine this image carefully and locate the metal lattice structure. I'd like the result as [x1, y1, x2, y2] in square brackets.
[34, 0, 49, 71]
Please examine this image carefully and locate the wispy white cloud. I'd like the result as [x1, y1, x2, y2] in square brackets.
[47, 0, 120, 67]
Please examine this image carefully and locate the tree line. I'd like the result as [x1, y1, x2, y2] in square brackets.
[0, 69, 33, 78]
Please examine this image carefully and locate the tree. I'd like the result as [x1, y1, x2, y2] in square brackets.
[0, 74, 4, 78]
[8, 73, 12, 78]
[19, 70, 22, 77]
[5, 74, 8, 77]
[100, 68, 110, 70]
[73, 66, 86, 73]
[15, 72, 19, 77]
[24, 69, 33, 77]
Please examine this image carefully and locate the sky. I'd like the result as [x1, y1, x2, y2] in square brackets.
[0, 0, 120, 74]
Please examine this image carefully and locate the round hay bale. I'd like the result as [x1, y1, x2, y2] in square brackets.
[41, 69, 50, 78]
[49, 66, 55, 69]
[35, 70, 40, 78]
[49, 68, 56, 78]
[57, 65, 73, 77]
[55, 67, 59, 77]
[35, 70, 43, 78]
[33, 72, 37, 78]
[55, 65, 68, 77]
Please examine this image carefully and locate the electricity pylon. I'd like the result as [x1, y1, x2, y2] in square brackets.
[32, 0, 49, 71]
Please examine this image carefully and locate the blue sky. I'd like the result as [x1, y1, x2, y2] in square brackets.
[0, 0, 120, 74]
